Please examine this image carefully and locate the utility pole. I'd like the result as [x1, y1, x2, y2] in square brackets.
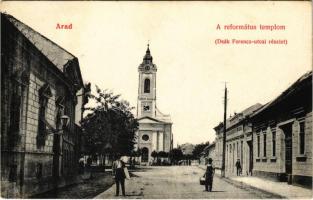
[221, 84, 227, 177]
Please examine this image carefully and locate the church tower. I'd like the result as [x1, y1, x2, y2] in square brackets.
[137, 44, 157, 118]
[136, 44, 173, 164]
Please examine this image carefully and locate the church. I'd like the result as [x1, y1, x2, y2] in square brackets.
[136, 45, 173, 164]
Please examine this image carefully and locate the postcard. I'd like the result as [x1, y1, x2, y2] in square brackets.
[1, 1, 312, 199]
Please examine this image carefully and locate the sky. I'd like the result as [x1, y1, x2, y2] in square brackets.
[2, 1, 312, 147]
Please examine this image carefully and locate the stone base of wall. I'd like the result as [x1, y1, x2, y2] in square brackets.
[292, 175, 312, 189]
[1, 175, 81, 198]
[253, 170, 312, 188]
[253, 170, 286, 182]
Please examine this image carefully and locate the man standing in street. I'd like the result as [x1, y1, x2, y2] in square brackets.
[112, 155, 126, 196]
[235, 159, 242, 176]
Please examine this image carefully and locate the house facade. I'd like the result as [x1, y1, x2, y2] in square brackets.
[136, 45, 173, 164]
[214, 103, 262, 176]
[1, 13, 85, 197]
[200, 143, 216, 165]
[250, 71, 312, 188]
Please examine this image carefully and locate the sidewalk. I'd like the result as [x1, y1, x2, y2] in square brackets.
[229, 176, 312, 199]
[197, 165, 312, 199]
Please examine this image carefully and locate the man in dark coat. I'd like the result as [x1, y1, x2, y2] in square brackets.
[205, 158, 215, 192]
[112, 155, 126, 196]
[235, 159, 242, 176]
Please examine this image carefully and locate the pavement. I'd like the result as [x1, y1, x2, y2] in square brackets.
[95, 165, 281, 199]
[198, 164, 312, 199]
[229, 176, 312, 199]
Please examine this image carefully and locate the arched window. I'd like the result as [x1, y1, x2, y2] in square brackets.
[144, 79, 150, 93]
[37, 83, 52, 147]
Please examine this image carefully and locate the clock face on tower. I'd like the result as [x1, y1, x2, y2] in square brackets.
[143, 105, 150, 111]
[145, 65, 150, 71]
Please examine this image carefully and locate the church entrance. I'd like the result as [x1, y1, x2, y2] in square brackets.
[142, 147, 149, 162]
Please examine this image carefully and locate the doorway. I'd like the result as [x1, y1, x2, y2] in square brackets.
[281, 123, 293, 182]
[142, 147, 149, 162]
[247, 140, 253, 175]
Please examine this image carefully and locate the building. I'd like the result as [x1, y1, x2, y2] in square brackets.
[136, 45, 173, 164]
[178, 143, 195, 155]
[1, 13, 85, 197]
[214, 103, 262, 175]
[250, 71, 312, 188]
[200, 142, 216, 165]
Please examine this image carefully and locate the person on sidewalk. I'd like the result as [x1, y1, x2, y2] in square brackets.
[235, 159, 242, 176]
[112, 155, 126, 196]
[204, 158, 215, 192]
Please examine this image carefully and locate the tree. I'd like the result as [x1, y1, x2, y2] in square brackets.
[192, 141, 210, 160]
[169, 148, 183, 165]
[158, 151, 168, 158]
[151, 151, 158, 162]
[81, 85, 139, 163]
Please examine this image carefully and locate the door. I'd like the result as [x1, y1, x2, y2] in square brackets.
[281, 123, 292, 182]
[247, 140, 253, 175]
[142, 147, 149, 162]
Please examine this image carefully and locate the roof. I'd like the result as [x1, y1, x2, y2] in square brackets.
[214, 103, 262, 130]
[201, 142, 216, 155]
[137, 116, 171, 124]
[155, 107, 172, 123]
[143, 44, 153, 64]
[4, 13, 76, 73]
[251, 71, 312, 117]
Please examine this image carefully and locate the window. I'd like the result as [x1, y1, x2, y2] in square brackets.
[241, 141, 243, 163]
[35, 163, 43, 179]
[144, 79, 150, 93]
[9, 164, 17, 182]
[37, 84, 52, 147]
[299, 122, 305, 155]
[9, 85, 21, 147]
[263, 133, 267, 157]
[237, 142, 239, 158]
[257, 134, 260, 157]
[142, 134, 149, 141]
[272, 130, 276, 157]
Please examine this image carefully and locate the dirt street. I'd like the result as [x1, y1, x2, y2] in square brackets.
[95, 166, 279, 199]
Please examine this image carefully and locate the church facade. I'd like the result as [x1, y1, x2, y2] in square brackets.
[136, 45, 173, 164]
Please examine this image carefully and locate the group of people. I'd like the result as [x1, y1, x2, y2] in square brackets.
[112, 154, 242, 196]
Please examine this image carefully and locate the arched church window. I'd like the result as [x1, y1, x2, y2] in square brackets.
[144, 79, 150, 93]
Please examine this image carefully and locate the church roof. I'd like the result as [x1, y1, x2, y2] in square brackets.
[137, 116, 172, 124]
[155, 107, 172, 123]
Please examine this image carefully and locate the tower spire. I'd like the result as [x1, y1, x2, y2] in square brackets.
[143, 42, 153, 63]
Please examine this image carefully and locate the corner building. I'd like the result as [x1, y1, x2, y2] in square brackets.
[1, 13, 84, 198]
[136, 45, 173, 164]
